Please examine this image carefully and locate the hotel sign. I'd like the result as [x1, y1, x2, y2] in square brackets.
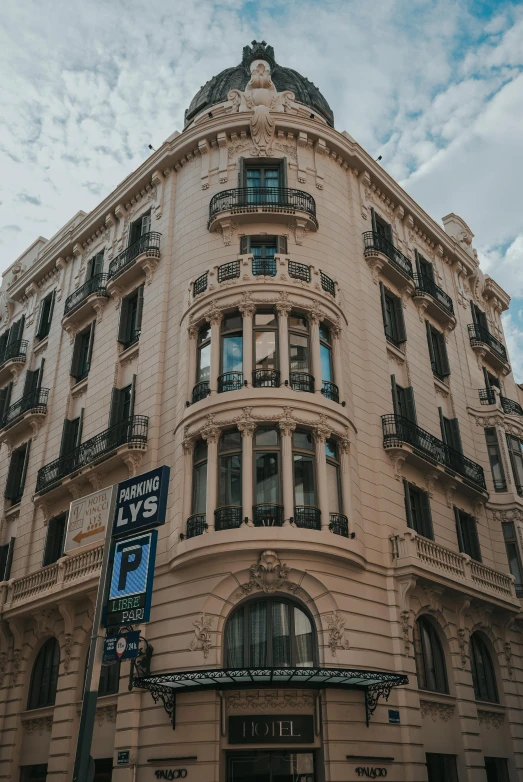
[228, 715, 314, 744]
[65, 487, 115, 554]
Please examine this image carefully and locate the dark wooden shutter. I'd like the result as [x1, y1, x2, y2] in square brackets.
[118, 297, 131, 344]
[238, 157, 245, 188]
[449, 418, 463, 454]
[18, 441, 31, 500]
[469, 515, 482, 562]
[393, 296, 406, 342]
[391, 375, 400, 416]
[36, 359, 45, 389]
[47, 291, 55, 332]
[454, 507, 465, 553]
[403, 479, 414, 529]
[108, 388, 123, 427]
[76, 409, 84, 448]
[277, 236, 288, 254]
[3, 538, 14, 581]
[438, 408, 446, 443]
[4, 383, 12, 415]
[405, 387, 417, 424]
[0, 332, 8, 359]
[4, 451, 21, 499]
[281, 157, 288, 190]
[8, 316, 24, 345]
[437, 333, 450, 376]
[414, 250, 421, 276]
[85, 257, 94, 280]
[420, 490, 434, 539]
[0, 387, 8, 421]
[483, 366, 490, 389]
[60, 419, 77, 457]
[135, 286, 144, 335]
[370, 207, 377, 233]
[86, 322, 95, 371]
[425, 321, 435, 370]
[240, 236, 249, 254]
[379, 282, 388, 334]
[130, 375, 136, 419]
[70, 333, 82, 378]
[23, 369, 39, 396]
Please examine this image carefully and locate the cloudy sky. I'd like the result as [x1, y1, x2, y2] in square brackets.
[1, 0, 523, 374]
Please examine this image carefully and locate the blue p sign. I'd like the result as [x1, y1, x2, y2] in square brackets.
[109, 533, 154, 600]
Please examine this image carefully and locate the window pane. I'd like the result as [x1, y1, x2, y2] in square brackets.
[292, 431, 314, 451]
[294, 608, 314, 667]
[222, 335, 243, 372]
[194, 439, 207, 462]
[255, 312, 277, 327]
[505, 541, 523, 586]
[320, 343, 332, 382]
[319, 324, 330, 343]
[198, 325, 210, 345]
[255, 454, 280, 503]
[219, 454, 242, 506]
[289, 334, 309, 372]
[226, 610, 244, 667]
[197, 343, 211, 382]
[192, 462, 207, 514]
[249, 602, 267, 667]
[220, 431, 242, 452]
[246, 169, 262, 188]
[255, 429, 278, 447]
[222, 314, 243, 332]
[327, 462, 341, 513]
[271, 602, 291, 667]
[289, 315, 308, 331]
[293, 454, 315, 506]
[325, 439, 338, 460]
[255, 331, 277, 369]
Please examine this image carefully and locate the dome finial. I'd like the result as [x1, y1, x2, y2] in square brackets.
[242, 40, 276, 69]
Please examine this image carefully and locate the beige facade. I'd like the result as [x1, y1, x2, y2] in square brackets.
[0, 41, 521, 782]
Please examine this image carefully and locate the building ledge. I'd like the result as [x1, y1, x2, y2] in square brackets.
[106, 232, 161, 298]
[412, 275, 456, 331]
[0, 389, 49, 445]
[363, 231, 415, 290]
[207, 188, 318, 233]
[0, 341, 28, 386]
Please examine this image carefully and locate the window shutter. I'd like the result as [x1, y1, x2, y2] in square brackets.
[8, 317, 24, 345]
[23, 369, 38, 396]
[4, 538, 14, 581]
[239, 236, 249, 255]
[86, 322, 95, 371]
[425, 321, 435, 369]
[35, 299, 46, 339]
[43, 520, 57, 567]
[449, 418, 463, 454]
[118, 297, 131, 344]
[483, 366, 490, 389]
[438, 407, 446, 443]
[281, 157, 288, 190]
[130, 375, 136, 419]
[60, 419, 76, 457]
[4, 451, 20, 499]
[70, 333, 82, 378]
[405, 386, 417, 424]
[391, 375, 400, 417]
[4, 383, 12, 414]
[47, 291, 55, 331]
[85, 257, 94, 280]
[18, 442, 31, 499]
[0, 332, 8, 359]
[36, 359, 45, 389]
[135, 286, 144, 335]
[469, 515, 482, 562]
[420, 490, 434, 539]
[470, 301, 478, 325]
[370, 207, 377, 233]
[403, 479, 414, 529]
[141, 213, 151, 236]
[238, 157, 245, 188]
[393, 296, 406, 342]
[277, 236, 288, 254]
[437, 333, 450, 376]
[0, 388, 7, 422]
[379, 282, 388, 335]
[108, 388, 121, 427]
[93, 253, 104, 276]
[76, 409, 84, 448]
[414, 250, 421, 276]
[454, 507, 465, 553]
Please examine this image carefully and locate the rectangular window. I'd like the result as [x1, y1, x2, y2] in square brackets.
[20, 765, 48, 782]
[70, 323, 95, 382]
[506, 434, 523, 494]
[454, 507, 482, 561]
[0, 382, 13, 423]
[472, 302, 489, 333]
[60, 416, 82, 457]
[485, 757, 510, 782]
[391, 376, 417, 423]
[403, 480, 434, 539]
[35, 291, 55, 340]
[85, 252, 104, 280]
[42, 514, 67, 567]
[372, 209, 393, 244]
[502, 522, 523, 596]
[416, 252, 435, 282]
[4, 442, 30, 504]
[109, 383, 134, 427]
[426, 322, 450, 379]
[118, 285, 144, 349]
[197, 325, 211, 383]
[129, 212, 151, 245]
[7, 316, 25, 347]
[380, 283, 406, 345]
[254, 311, 278, 371]
[239, 235, 287, 255]
[0, 538, 15, 581]
[426, 753, 458, 782]
[485, 428, 507, 491]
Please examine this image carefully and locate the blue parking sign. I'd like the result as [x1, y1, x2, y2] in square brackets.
[104, 531, 157, 627]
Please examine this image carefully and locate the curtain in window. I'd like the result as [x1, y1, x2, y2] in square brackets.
[293, 454, 315, 506]
[470, 634, 498, 702]
[255, 454, 279, 503]
[192, 462, 207, 514]
[249, 602, 267, 667]
[271, 602, 291, 667]
[219, 455, 242, 506]
[294, 608, 314, 667]
[225, 610, 244, 668]
[28, 638, 60, 710]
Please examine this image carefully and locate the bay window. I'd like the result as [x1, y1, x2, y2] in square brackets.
[253, 310, 279, 387]
[216, 431, 242, 529]
[192, 439, 208, 516]
[289, 313, 313, 393]
[253, 428, 282, 526]
[292, 430, 319, 529]
[219, 312, 243, 392]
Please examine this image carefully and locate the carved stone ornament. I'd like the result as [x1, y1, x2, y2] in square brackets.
[504, 641, 514, 679]
[236, 550, 298, 596]
[477, 710, 505, 729]
[189, 613, 213, 658]
[96, 704, 117, 726]
[324, 611, 350, 656]
[23, 715, 53, 734]
[420, 700, 455, 722]
[226, 691, 314, 712]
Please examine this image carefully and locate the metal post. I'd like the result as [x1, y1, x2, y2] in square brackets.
[72, 486, 117, 782]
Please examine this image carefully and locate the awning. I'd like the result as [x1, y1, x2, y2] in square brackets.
[133, 668, 408, 728]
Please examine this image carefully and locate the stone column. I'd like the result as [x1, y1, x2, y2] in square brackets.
[276, 302, 291, 386]
[314, 425, 332, 531]
[279, 421, 296, 526]
[187, 326, 198, 402]
[309, 311, 323, 394]
[331, 323, 343, 400]
[182, 438, 195, 530]
[339, 437, 353, 523]
[240, 302, 255, 387]
[203, 425, 220, 531]
[208, 309, 223, 394]
[238, 421, 256, 525]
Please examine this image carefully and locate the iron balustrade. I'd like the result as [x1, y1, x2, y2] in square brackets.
[320, 271, 335, 296]
[0, 340, 28, 367]
[290, 372, 315, 393]
[64, 273, 108, 316]
[107, 232, 161, 280]
[501, 396, 523, 417]
[2, 388, 49, 430]
[413, 273, 454, 315]
[252, 257, 277, 277]
[363, 231, 414, 279]
[217, 260, 241, 283]
[252, 369, 280, 388]
[36, 415, 148, 493]
[218, 372, 244, 393]
[192, 381, 210, 403]
[186, 514, 208, 538]
[381, 414, 486, 490]
[193, 272, 208, 296]
[215, 506, 243, 531]
[208, 188, 318, 228]
[321, 381, 339, 403]
[294, 506, 321, 530]
[288, 261, 311, 282]
[468, 323, 508, 363]
[329, 513, 349, 537]
[479, 388, 496, 405]
[252, 503, 284, 527]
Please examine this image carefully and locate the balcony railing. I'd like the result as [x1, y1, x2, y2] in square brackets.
[253, 369, 280, 388]
[363, 232, 413, 279]
[208, 188, 318, 228]
[215, 506, 243, 531]
[253, 257, 277, 277]
[382, 414, 486, 490]
[64, 273, 108, 316]
[329, 513, 349, 537]
[192, 381, 210, 403]
[218, 372, 244, 393]
[218, 261, 240, 283]
[413, 274, 454, 315]
[107, 232, 161, 280]
[468, 323, 508, 363]
[294, 506, 321, 530]
[0, 339, 28, 368]
[501, 397, 523, 417]
[36, 415, 148, 493]
[479, 388, 496, 405]
[321, 381, 339, 403]
[253, 503, 284, 527]
[288, 261, 311, 282]
[193, 272, 208, 296]
[1, 388, 49, 430]
[320, 271, 335, 296]
[290, 372, 314, 393]
[186, 514, 207, 539]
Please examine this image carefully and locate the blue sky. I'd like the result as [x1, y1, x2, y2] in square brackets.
[1, 0, 523, 375]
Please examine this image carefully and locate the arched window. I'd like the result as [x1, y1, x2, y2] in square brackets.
[28, 638, 60, 710]
[225, 598, 316, 668]
[470, 632, 499, 703]
[415, 616, 448, 693]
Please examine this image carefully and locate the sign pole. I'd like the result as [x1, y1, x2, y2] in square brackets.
[72, 486, 117, 782]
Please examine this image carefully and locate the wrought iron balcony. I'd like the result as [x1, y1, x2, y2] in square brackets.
[107, 232, 161, 280]
[217, 260, 240, 283]
[0, 339, 28, 369]
[294, 506, 321, 530]
[321, 381, 339, 403]
[289, 372, 314, 393]
[1, 388, 49, 431]
[252, 369, 280, 388]
[252, 503, 284, 527]
[215, 506, 243, 531]
[329, 513, 349, 537]
[185, 514, 207, 539]
[192, 381, 210, 404]
[468, 323, 508, 364]
[36, 415, 148, 494]
[208, 188, 318, 229]
[382, 414, 486, 490]
[253, 257, 277, 277]
[320, 271, 335, 296]
[218, 372, 244, 393]
[501, 396, 523, 417]
[288, 261, 311, 282]
[479, 388, 496, 405]
[478, 388, 523, 417]
[413, 274, 454, 315]
[64, 273, 108, 317]
[363, 231, 413, 279]
[193, 272, 208, 296]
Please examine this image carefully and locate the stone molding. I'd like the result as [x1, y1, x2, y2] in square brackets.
[477, 709, 505, 729]
[226, 690, 315, 713]
[420, 700, 455, 722]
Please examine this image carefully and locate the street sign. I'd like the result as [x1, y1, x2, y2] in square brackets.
[117, 751, 130, 766]
[103, 530, 157, 627]
[112, 466, 170, 538]
[103, 630, 140, 663]
[65, 487, 116, 555]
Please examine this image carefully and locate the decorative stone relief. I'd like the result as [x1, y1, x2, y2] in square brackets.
[0, 652, 8, 686]
[397, 575, 417, 657]
[226, 691, 314, 712]
[236, 550, 298, 597]
[122, 453, 144, 478]
[23, 715, 53, 734]
[386, 449, 406, 481]
[420, 700, 455, 722]
[478, 710, 505, 729]
[189, 614, 213, 658]
[504, 642, 514, 678]
[456, 597, 470, 668]
[421, 585, 444, 614]
[324, 611, 350, 656]
[96, 704, 117, 726]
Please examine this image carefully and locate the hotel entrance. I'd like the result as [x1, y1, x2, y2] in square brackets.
[226, 751, 315, 782]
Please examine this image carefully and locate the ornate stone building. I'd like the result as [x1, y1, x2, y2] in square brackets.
[0, 40, 520, 782]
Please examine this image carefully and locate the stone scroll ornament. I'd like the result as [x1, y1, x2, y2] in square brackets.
[228, 62, 295, 156]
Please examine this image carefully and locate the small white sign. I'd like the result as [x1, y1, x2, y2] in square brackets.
[65, 486, 115, 554]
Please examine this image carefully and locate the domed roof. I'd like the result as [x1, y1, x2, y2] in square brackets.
[185, 41, 334, 127]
